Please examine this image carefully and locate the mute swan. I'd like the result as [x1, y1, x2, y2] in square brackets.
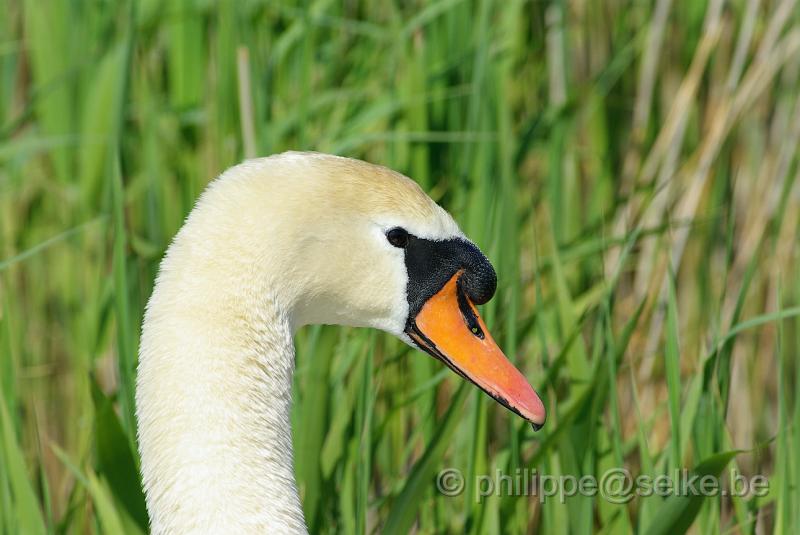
[136, 151, 546, 534]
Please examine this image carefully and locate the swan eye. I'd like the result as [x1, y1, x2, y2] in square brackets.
[386, 227, 410, 248]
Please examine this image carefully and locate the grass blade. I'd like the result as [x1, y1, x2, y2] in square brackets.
[643, 451, 740, 535]
[383, 383, 469, 535]
[0, 392, 47, 535]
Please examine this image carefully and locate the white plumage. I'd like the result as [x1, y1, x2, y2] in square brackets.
[136, 152, 464, 534]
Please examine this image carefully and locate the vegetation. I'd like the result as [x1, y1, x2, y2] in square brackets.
[2, 0, 799, 533]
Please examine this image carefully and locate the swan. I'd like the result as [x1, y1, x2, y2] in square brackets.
[135, 151, 546, 534]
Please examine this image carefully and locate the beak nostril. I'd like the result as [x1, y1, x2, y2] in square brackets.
[456, 276, 485, 339]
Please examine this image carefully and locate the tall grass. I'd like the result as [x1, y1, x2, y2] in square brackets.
[2, 0, 800, 533]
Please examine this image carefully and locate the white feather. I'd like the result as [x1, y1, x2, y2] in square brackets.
[136, 152, 462, 534]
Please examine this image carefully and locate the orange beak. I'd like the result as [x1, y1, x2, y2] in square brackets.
[405, 272, 546, 430]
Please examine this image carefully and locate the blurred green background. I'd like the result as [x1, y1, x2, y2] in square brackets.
[2, 0, 800, 533]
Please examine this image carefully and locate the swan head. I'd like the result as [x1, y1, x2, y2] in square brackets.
[192, 151, 546, 428]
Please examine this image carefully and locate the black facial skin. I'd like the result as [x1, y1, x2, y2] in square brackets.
[389, 229, 542, 432]
[399, 233, 497, 321]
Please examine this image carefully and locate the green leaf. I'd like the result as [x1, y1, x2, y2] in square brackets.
[91, 377, 149, 531]
[382, 382, 469, 535]
[87, 471, 129, 535]
[665, 272, 681, 470]
[0, 392, 47, 535]
[643, 450, 741, 535]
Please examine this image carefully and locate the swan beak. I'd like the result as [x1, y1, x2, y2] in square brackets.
[405, 272, 546, 430]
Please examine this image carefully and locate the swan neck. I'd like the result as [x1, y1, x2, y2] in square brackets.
[136, 261, 308, 534]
